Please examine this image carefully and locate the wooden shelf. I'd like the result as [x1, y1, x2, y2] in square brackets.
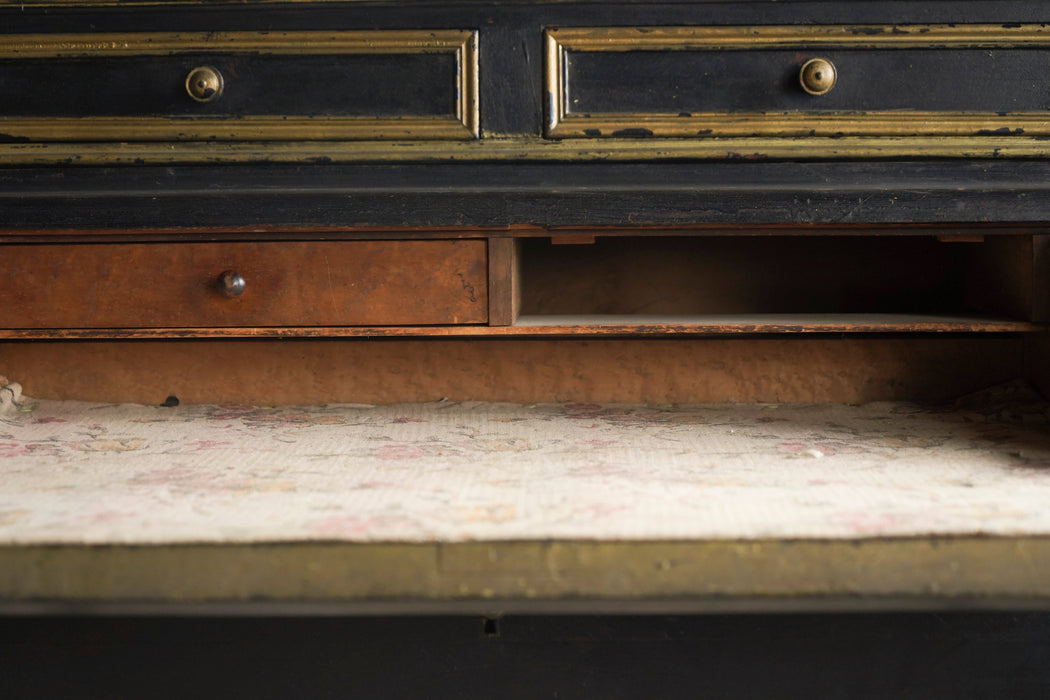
[0, 314, 1037, 339]
[511, 314, 1040, 334]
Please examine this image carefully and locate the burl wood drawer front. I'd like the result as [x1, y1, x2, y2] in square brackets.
[1, 241, 487, 328]
[0, 31, 478, 141]
[546, 25, 1050, 139]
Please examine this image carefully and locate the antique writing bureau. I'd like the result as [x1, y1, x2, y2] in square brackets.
[3, 0, 1050, 611]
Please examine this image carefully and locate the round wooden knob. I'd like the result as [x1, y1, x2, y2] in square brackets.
[186, 66, 224, 102]
[799, 58, 836, 96]
[218, 270, 246, 298]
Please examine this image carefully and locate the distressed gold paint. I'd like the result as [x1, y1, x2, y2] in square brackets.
[0, 30, 479, 141]
[1, 135, 1050, 165]
[546, 25, 1050, 141]
[2, 539, 1050, 604]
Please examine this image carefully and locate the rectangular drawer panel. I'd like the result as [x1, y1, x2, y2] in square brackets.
[1, 240, 487, 328]
[546, 25, 1050, 140]
[566, 49, 1048, 115]
[0, 30, 478, 141]
[4, 54, 458, 118]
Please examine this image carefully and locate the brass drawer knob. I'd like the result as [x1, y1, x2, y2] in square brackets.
[799, 58, 836, 96]
[186, 66, 224, 102]
[218, 270, 246, 298]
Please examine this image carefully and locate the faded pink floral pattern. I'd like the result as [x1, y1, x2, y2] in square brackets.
[1, 389, 1050, 544]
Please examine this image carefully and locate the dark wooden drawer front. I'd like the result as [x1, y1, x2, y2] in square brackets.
[4, 55, 458, 118]
[565, 50, 1048, 114]
[0, 31, 478, 141]
[1, 240, 487, 328]
[546, 25, 1050, 140]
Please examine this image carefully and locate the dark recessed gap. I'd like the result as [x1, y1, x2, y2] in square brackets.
[517, 235, 1031, 321]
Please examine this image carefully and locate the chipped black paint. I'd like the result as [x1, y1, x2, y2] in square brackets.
[977, 127, 1026, 136]
[611, 128, 654, 138]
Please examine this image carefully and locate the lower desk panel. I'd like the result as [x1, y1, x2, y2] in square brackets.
[0, 336, 1026, 405]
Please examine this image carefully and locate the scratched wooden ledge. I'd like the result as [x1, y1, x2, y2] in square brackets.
[0, 314, 1039, 339]
[3, 538, 1050, 614]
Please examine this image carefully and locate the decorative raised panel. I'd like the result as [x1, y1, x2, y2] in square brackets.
[0, 30, 479, 142]
[545, 25, 1050, 151]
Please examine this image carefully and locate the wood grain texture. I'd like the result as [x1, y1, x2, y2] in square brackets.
[0, 337, 1022, 405]
[486, 237, 521, 326]
[0, 240, 487, 328]
[0, 315, 1035, 339]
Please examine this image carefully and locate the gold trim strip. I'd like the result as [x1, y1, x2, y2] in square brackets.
[1, 135, 1048, 165]
[459, 30, 480, 137]
[0, 116, 471, 142]
[0, 30, 474, 58]
[551, 113, 1050, 139]
[548, 24, 1050, 52]
[546, 25, 1050, 140]
[0, 30, 478, 140]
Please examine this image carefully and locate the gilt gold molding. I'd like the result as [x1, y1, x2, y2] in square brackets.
[545, 25, 1050, 145]
[0, 116, 474, 142]
[546, 24, 1050, 53]
[0, 30, 475, 58]
[0, 30, 479, 141]
[3, 135, 1050, 166]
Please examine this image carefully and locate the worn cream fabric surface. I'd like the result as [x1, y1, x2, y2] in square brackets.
[2, 383, 1049, 544]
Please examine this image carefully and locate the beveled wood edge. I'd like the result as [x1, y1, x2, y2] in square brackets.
[3, 135, 1050, 164]
[547, 24, 1050, 52]
[2, 224, 1048, 242]
[548, 113, 1050, 139]
[0, 116, 476, 142]
[2, 537, 1050, 605]
[0, 316, 1039, 339]
[0, 29, 475, 58]
[460, 29, 479, 136]
[9, 595, 1050, 616]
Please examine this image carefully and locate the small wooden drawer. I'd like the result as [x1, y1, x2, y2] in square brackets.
[546, 24, 1050, 141]
[0, 240, 487, 329]
[0, 30, 478, 142]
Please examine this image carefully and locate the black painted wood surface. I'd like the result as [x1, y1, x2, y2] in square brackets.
[566, 49, 1050, 114]
[0, 54, 458, 118]
[2, 1, 1050, 138]
[2, 161, 1049, 231]
[2, 614, 1049, 699]
[1, 1, 1049, 229]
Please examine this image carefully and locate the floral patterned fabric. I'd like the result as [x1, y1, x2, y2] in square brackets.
[2, 386, 1050, 544]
